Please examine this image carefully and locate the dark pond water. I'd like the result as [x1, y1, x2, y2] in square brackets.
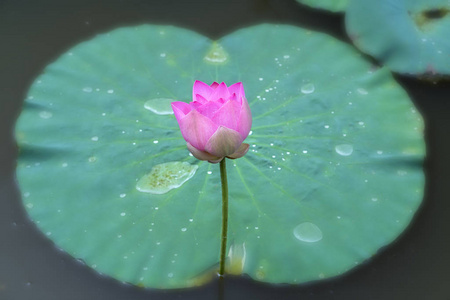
[1, 0, 449, 299]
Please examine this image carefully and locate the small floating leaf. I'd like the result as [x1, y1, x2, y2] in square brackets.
[15, 24, 425, 288]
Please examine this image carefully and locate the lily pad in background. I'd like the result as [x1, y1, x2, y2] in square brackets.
[296, 0, 349, 12]
[15, 24, 425, 288]
[346, 0, 450, 77]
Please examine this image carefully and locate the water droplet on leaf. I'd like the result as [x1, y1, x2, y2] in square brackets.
[301, 83, 315, 94]
[136, 162, 198, 194]
[39, 111, 53, 119]
[227, 243, 246, 275]
[204, 42, 229, 64]
[293, 222, 323, 243]
[144, 98, 174, 115]
[335, 144, 353, 156]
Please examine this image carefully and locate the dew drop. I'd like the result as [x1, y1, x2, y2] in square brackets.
[144, 98, 174, 115]
[39, 111, 53, 119]
[357, 88, 368, 95]
[293, 222, 323, 243]
[397, 170, 407, 176]
[335, 144, 353, 156]
[82, 87, 93, 93]
[136, 161, 198, 194]
[120, 212, 126, 216]
[119, 193, 126, 198]
[91, 136, 99, 142]
[301, 83, 315, 94]
[107, 89, 114, 94]
[181, 227, 187, 232]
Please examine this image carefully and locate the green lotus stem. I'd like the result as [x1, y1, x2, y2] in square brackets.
[218, 158, 228, 276]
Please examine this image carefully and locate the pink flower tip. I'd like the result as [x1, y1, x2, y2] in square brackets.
[172, 81, 252, 163]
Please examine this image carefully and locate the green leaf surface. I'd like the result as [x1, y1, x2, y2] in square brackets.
[346, 0, 450, 76]
[15, 24, 425, 288]
[296, 0, 349, 12]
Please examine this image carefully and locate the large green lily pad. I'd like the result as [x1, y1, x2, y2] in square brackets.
[346, 0, 450, 77]
[15, 24, 425, 288]
[296, 0, 349, 12]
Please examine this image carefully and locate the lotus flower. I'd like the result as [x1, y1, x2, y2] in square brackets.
[171, 81, 252, 163]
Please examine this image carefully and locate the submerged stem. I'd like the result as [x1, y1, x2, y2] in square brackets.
[219, 158, 228, 276]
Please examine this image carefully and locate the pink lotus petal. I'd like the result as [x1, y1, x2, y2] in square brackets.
[205, 126, 242, 157]
[191, 101, 203, 110]
[207, 157, 224, 163]
[228, 82, 244, 100]
[193, 80, 214, 100]
[211, 99, 241, 131]
[196, 101, 222, 119]
[171, 101, 192, 122]
[227, 143, 250, 159]
[237, 97, 252, 139]
[179, 109, 218, 150]
[174, 81, 252, 163]
[194, 94, 208, 104]
[187, 142, 222, 162]
[210, 82, 230, 101]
